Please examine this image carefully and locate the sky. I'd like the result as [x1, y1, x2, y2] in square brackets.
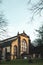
[0, 0, 43, 42]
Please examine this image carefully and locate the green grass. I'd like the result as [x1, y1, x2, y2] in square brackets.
[0, 59, 43, 65]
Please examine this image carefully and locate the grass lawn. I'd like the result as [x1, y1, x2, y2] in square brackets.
[0, 59, 43, 65]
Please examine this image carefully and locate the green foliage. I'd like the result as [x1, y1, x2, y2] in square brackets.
[36, 25, 43, 45]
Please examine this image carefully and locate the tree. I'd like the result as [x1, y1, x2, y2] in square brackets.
[36, 25, 43, 45]
[0, 0, 10, 40]
[33, 25, 43, 58]
[28, 0, 43, 20]
[0, 0, 2, 3]
[0, 13, 8, 40]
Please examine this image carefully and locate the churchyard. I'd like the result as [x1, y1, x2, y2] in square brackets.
[0, 59, 43, 65]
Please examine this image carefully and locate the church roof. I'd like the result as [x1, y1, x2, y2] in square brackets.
[20, 32, 29, 38]
[0, 32, 29, 47]
[0, 36, 17, 47]
[0, 36, 17, 44]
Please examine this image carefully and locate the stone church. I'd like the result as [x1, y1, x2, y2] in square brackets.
[0, 31, 31, 60]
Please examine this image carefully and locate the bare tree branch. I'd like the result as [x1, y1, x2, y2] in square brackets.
[28, 0, 43, 21]
[0, 0, 2, 3]
[0, 0, 11, 40]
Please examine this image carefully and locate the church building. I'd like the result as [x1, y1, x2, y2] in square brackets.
[0, 31, 31, 60]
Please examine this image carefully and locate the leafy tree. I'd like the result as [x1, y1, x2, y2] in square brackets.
[33, 25, 43, 58]
[36, 25, 43, 45]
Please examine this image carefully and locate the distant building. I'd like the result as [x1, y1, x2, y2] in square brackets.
[0, 32, 31, 60]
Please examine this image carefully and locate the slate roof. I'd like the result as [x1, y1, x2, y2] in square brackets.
[0, 32, 29, 48]
[0, 36, 17, 47]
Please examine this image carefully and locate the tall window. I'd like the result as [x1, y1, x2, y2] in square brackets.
[14, 46, 17, 56]
[21, 39, 27, 53]
[7, 47, 10, 52]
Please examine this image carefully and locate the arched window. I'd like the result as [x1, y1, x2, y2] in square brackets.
[14, 46, 17, 56]
[21, 39, 27, 53]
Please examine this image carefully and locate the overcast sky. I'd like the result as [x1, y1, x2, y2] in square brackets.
[0, 0, 43, 41]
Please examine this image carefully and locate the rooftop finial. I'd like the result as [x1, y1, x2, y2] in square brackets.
[23, 30, 25, 34]
[17, 32, 19, 35]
